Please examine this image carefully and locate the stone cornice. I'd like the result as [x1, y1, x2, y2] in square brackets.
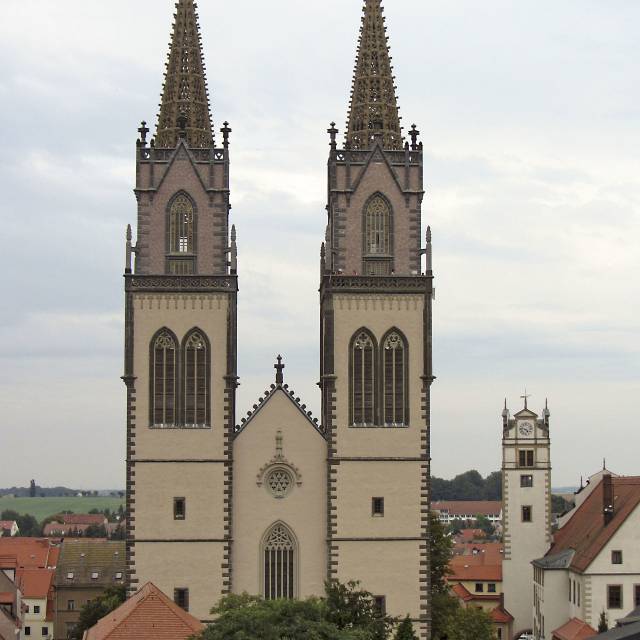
[321, 274, 432, 295]
[125, 274, 238, 293]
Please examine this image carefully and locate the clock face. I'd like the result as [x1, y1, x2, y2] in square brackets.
[518, 421, 534, 437]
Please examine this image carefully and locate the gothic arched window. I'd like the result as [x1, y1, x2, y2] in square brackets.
[350, 329, 377, 425]
[182, 329, 209, 426]
[150, 329, 178, 426]
[262, 523, 296, 599]
[363, 195, 393, 275]
[169, 194, 194, 254]
[381, 330, 408, 426]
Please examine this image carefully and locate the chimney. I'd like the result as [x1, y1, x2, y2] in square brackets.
[603, 473, 614, 526]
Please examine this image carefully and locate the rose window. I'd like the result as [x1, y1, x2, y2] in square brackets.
[266, 468, 293, 498]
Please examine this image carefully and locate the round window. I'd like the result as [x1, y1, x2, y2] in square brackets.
[266, 468, 293, 499]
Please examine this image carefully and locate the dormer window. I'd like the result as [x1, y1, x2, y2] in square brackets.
[91, 572, 99, 580]
[66, 572, 74, 580]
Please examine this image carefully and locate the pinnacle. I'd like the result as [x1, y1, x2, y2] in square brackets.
[154, 0, 214, 148]
[345, 0, 403, 151]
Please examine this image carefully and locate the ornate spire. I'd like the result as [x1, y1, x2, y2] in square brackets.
[345, 0, 403, 150]
[155, 0, 213, 148]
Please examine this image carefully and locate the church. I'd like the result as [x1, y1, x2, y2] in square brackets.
[122, 1, 433, 638]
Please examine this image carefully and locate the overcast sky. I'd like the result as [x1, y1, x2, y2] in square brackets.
[0, 1, 638, 489]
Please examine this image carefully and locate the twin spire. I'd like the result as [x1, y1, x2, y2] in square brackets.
[154, 0, 403, 151]
[345, 0, 404, 150]
[155, 0, 213, 148]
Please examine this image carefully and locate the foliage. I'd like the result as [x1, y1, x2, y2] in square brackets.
[198, 581, 394, 640]
[431, 592, 460, 640]
[0, 496, 124, 522]
[394, 616, 418, 640]
[474, 515, 496, 537]
[598, 610, 608, 633]
[29, 480, 36, 498]
[0, 509, 40, 536]
[551, 494, 573, 515]
[431, 471, 501, 501]
[444, 606, 496, 640]
[70, 585, 126, 640]
[85, 524, 108, 538]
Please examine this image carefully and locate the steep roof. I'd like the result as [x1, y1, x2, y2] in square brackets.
[0, 538, 60, 569]
[84, 582, 204, 640]
[490, 605, 514, 624]
[55, 540, 125, 587]
[552, 617, 597, 640]
[345, 0, 403, 150]
[61, 514, 107, 526]
[155, 0, 213, 148]
[545, 476, 640, 573]
[17, 568, 54, 599]
[449, 554, 502, 582]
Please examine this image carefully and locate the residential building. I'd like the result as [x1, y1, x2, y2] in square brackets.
[0, 567, 21, 640]
[448, 542, 513, 640]
[432, 501, 503, 527]
[44, 515, 108, 538]
[53, 540, 126, 640]
[83, 582, 203, 640]
[532, 475, 640, 640]
[0, 522, 19, 538]
[18, 568, 55, 640]
[501, 398, 552, 637]
[125, 1, 433, 636]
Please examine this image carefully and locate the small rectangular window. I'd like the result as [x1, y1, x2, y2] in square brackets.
[372, 497, 384, 517]
[520, 474, 533, 487]
[522, 506, 532, 522]
[611, 550, 623, 565]
[34, 605, 40, 614]
[25, 628, 31, 637]
[115, 572, 123, 580]
[66, 572, 74, 580]
[91, 572, 99, 580]
[488, 583, 496, 593]
[475, 583, 484, 593]
[67, 600, 75, 611]
[373, 596, 386, 616]
[42, 628, 48, 637]
[174, 588, 189, 612]
[519, 450, 534, 467]
[174, 497, 186, 520]
[608, 585, 623, 609]
[635, 584, 640, 607]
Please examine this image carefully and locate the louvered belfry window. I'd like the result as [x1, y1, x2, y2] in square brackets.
[351, 331, 376, 425]
[382, 332, 407, 425]
[170, 194, 194, 254]
[183, 330, 208, 426]
[152, 330, 177, 426]
[263, 523, 296, 600]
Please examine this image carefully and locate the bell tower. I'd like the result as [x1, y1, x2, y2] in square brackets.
[501, 396, 552, 637]
[123, 0, 237, 620]
[320, 1, 434, 637]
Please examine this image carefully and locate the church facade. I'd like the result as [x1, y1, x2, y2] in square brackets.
[123, 1, 434, 637]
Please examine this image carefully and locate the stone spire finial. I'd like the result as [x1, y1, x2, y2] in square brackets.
[125, 225, 133, 274]
[155, 0, 213, 148]
[229, 224, 238, 274]
[345, 0, 403, 150]
[274, 355, 285, 384]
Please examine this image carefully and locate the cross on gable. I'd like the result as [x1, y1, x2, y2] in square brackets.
[274, 355, 285, 384]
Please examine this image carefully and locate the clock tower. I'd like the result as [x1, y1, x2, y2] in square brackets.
[501, 396, 552, 638]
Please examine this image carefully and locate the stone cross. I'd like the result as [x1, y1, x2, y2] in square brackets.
[274, 355, 285, 384]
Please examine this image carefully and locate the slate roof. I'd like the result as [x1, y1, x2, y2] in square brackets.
[589, 622, 640, 639]
[235, 382, 324, 437]
[84, 582, 204, 640]
[545, 476, 640, 573]
[55, 540, 125, 587]
[552, 617, 597, 640]
[532, 548, 575, 570]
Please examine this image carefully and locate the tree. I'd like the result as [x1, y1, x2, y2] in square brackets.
[598, 610, 608, 633]
[483, 472, 502, 500]
[474, 515, 495, 537]
[394, 616, 418, 640]
[85, 524, 108, 538]
[29, 480, 36, 498]
[445, 607, 496, 640]
[0, 510, 40, 537]
[71, 586, 126, 640]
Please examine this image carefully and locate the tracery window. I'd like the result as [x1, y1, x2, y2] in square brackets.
[382, 331, 408, 425]
[169, 194, 194, 254]
[151, 329, 177, 426]
[266, 468, 293, 499]
[263, 523, 296, 600]
[364, 195, 390, 256]
[183, 329, 209, 426]
[351, 330, 376, 425]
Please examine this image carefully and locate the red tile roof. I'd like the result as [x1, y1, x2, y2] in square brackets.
[453, 542, 504, 563]
[0, 538, 60, 569]
[548, 476, 640, 572]
[451, 582, 474, 602]
[0, 592, 14, 605]
[552, 617, 597, 640]
[0, 521, 17, 529]
[449, 544, 503, 582]
[17, 568, 54, 599]
[62, 514, 107, 526]
[83, 582, 204, 640]
[433, 501, 502, 516]
[490, 605, 514, 624]
[455, 529, 487, 542]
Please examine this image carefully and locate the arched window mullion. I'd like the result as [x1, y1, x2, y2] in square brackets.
[182, 329, 210, 427]
[150, 329, 177, 427]
[382, 330, 408, 427]
[350, 330, 377, 426]
[262, 523, 296, 600]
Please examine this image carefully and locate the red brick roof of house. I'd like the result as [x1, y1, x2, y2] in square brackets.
[17, 568, 55, 599]
[548, 476, 640, 572]
[43, 522, 96, 537]
[449, 542, 503, 582]
[455, 528, 487, 543]
[490, 605, 514, 624]
[552, 617, 597, 640]
[0, 538, 60, 569]
[453, 542, 504, 563]
[83, 582, 204, 640]
[432, 501, 502, 516]
[0, 521, 17, 530]
[62, 515, 108, 526]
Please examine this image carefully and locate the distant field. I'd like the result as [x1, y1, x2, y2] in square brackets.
[0, 496, 125, 522]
